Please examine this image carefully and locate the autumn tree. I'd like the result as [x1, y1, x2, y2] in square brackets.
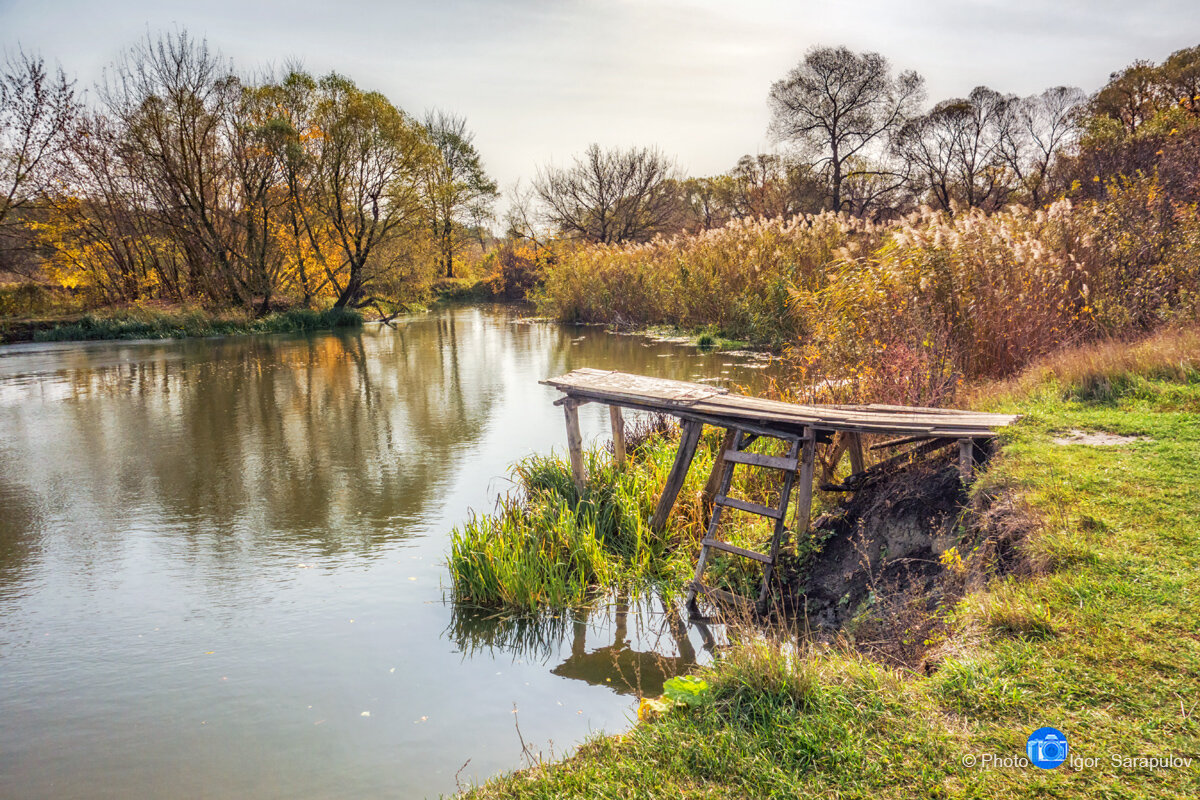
[0, 50, 79, 249]
[534, 144, 679, 243]
[308, 74, 435, 307]
[726, 153, 824, 219]
[677, 175, 733, 231]
[419, 110, 497, 278]
[768, 46, 924, 214]
[1067, 44, 1200, 206]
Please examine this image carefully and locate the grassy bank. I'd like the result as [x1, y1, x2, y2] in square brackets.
[458, 329, 1200, 798]
[0, 304, 363, 344]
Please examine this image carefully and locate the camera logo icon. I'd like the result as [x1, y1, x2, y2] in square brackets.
[1026, 727, 1069, 769]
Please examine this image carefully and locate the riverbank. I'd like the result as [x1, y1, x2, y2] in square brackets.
[456, 328, 1200, 798]
[0, 304, 364, 344]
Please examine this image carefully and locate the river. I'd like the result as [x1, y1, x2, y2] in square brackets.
[0, 305, 775, 799]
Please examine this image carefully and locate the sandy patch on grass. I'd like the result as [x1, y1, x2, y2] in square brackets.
[1052, 429, 1146, 446]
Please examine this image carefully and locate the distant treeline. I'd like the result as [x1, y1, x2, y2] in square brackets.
[1, 33, 1198, 315]
[506, 43, 1200, 244]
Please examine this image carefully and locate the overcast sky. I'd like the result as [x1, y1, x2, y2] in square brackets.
[3, 0, 1198, 196]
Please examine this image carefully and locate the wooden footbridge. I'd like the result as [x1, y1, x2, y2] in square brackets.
[541, 369, 1018, 615]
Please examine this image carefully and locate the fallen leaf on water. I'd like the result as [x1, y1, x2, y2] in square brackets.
[414, 716, 428, 724]
[361, 711, 370, 717]
[204, 651, 214, 655]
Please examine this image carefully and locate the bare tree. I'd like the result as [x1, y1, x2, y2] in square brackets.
[1005, 86, 1085, 206]
[768, 46, 924, 214]
[49, 110, 189, 301]
[534, 144, 679, 243]
[0, 49, 79, 241]
[502, 178, 544, 244]
[420, 110, 498, 278]
[897, 86, 1019, 211]
[101, 31, 247, 303]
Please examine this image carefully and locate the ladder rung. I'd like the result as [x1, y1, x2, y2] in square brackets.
[713, 494, 783, 520]
[702, 538, 772, 564]
[723, 449, 799, 471]
[686, 582, 755, 611]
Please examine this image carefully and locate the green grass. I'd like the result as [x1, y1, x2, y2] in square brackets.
[446, 425, 800, 614]
[447, 436, 701, 613]
[27, 305, 362, 342]
[459, 348, 1200, 798]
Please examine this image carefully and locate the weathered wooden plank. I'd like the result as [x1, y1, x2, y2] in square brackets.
[650, 420, 704, 532]
[722, 449, 799, 472]
[820, 433, 850, 484]
[687, 581, 755, 613]
[540, 370, 1019, 439]
[701, 538, 773, 563]
[702, 428, 738, 515]
[846, 432, 865, 474]
[958, 438, 974, 480]
[609, 405, 626, 467]
[563, 400, 586, 491]
[555, 388, 1005, 432]
[867, 437, 957, 475]
[870, 433, 933, 450]
[791, 427, 817, 535]
[714, 494, 783, 520]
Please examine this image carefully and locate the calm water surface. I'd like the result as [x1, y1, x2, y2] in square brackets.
[0, 306, 772, 799]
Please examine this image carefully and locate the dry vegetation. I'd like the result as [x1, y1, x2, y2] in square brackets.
[538, 176, 1200, 406]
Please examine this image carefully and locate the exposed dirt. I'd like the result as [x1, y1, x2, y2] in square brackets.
[770, 446, 1039, 666]
[1053, 429, 1146, 446]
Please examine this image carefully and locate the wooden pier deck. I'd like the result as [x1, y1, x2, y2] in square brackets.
[541, 369, 1019, 614]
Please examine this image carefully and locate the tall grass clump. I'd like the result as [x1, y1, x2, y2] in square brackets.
[975, 324, 1200, 406]
[704, 631, 822, 717]
[447, 442, 696, 613]
[447, 423, 789, 613]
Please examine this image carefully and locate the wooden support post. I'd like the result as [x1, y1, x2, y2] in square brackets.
[651, 420, 704, 532]
[563, 399, 586, 492]
[701, 428, 738, 518]
[958, 438, 974, 481]
[791, 427, 817, 536]
[609, 405, 626, 468]
[847, 432, 865, 474]
[820, 433, 849, 485]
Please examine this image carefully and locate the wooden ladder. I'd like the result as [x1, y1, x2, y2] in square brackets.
[685, 426, 815, 616]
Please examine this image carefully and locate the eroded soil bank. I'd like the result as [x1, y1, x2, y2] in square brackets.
[769, 446, 1036, 667]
